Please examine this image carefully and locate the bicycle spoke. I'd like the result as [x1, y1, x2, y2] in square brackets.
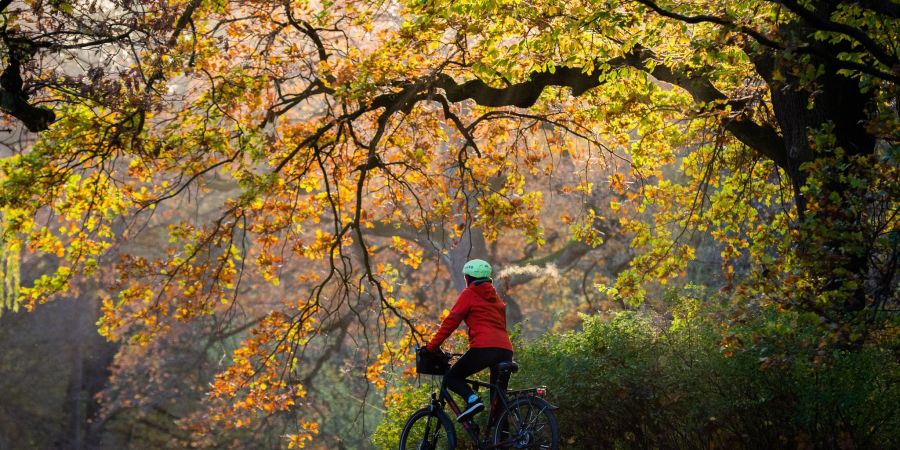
[400, 409, 454, 450]
[526, 406, 547, 430]
[509, 401, 532, 432]
[493, 397, 558, 449]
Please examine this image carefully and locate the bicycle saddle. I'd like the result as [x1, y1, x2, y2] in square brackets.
[495, 361, 519, 373]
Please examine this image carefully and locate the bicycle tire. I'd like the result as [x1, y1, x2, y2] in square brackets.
[399, 407, 457, 450]
[491, 396, 559, 450]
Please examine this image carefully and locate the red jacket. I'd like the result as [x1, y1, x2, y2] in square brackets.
[426, 281, 513, 352]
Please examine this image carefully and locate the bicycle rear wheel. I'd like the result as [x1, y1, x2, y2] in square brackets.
[399, 407, 456, 450]
[491, 396, 558, 449]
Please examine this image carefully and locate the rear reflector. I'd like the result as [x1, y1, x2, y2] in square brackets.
[535, 387, 547, 397]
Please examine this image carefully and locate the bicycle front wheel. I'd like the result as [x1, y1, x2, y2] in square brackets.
[491, 396, 559, 449]
[399, 407, 456, 450]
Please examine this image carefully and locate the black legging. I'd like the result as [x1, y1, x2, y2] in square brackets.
[443, 347, 513, 404]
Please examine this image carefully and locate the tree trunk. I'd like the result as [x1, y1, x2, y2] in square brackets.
[57, 294, 117, 450]
[752, 24, 878, 316]
[446, 226, 490, 292]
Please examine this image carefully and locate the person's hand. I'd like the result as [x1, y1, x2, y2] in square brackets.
[416, 344, 434, 355]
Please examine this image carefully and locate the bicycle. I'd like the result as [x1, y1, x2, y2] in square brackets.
[399, 353, 559, 449]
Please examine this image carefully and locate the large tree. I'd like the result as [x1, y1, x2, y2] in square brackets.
[0, 0, 896, 446]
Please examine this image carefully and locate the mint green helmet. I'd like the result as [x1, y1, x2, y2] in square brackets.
[462, 259, 492, 278]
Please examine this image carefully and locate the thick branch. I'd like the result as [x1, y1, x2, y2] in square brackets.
[0, 49, 55, 131]
[0, 90, 56, 132]
[285, 5, 329, 63]
[619, 51, 790, 170]
[434, 49, 790, 171]
[775, 0, 898, 71]
[437, 65, 605, 108]
[6, 31, 135, 51]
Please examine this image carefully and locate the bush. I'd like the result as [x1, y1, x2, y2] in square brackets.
[371, 382, 434, 449]
[512, 310, 899, 449]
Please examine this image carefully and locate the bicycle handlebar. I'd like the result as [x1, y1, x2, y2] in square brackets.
[414, 344, 463, 358]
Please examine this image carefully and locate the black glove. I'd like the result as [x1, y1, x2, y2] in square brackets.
[417, 344, 435, 355]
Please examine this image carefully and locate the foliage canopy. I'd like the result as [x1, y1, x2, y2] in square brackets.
[0, 0, 896, 446]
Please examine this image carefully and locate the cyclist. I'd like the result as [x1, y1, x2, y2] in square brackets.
[422, 259, 513, 423]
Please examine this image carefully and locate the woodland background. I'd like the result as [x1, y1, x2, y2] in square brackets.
[0, 0, 897, 448]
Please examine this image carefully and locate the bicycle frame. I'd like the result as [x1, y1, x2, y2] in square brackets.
[436, 377, 518, 449]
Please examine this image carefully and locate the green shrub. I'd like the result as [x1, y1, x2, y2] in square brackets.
[512, 310, 899, 449]
[371, 382, 433, 449]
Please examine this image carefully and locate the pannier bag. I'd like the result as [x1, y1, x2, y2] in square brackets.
[415, 346, 450, 375]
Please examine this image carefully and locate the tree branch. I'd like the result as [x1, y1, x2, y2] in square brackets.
[144, 0, 204, 90]
[856, 0, 900, 18]
[434, 48, 790, 172]
[0, 90, 56, 132]
[633, 0, 900, 83]
[285, 4, 330, 63]
[0, 45, 55, 131]
[774, 0, 898, 71]
[633, 0, 784, 51]
[436, 65, 604, 108]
